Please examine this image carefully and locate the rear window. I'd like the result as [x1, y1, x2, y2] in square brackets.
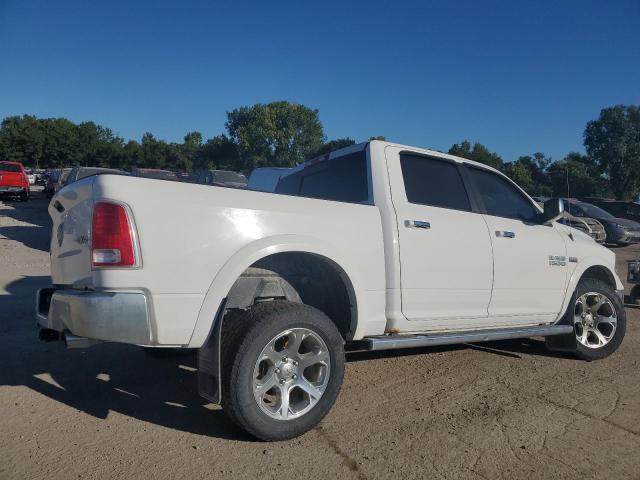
[275, 151, 369, 204]
[0, 163, 21, 173]
[400, 154, 470, 211]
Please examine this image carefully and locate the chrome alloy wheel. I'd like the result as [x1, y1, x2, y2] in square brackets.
[573, 292, 617, 349]
[253, 328, 330, 420]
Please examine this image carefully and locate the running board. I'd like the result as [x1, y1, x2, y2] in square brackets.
[364, 325, 574, 351]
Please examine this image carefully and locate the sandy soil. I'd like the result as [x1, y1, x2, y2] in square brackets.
[1, 188, 639, 480]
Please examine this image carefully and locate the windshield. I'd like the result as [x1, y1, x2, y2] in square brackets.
[0, 163, 21, 173]
[571, 202, 614, 219]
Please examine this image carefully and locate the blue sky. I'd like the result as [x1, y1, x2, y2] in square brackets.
[1, 0, 638, 161]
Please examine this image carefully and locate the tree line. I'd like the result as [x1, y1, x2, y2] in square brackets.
[0, 102, 638, 200]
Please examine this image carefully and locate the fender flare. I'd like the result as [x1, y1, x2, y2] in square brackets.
[187, 234, 363, 348]
[557, 256, 621, 322]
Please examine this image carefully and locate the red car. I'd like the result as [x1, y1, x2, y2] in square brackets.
[0, 161, 30, 201]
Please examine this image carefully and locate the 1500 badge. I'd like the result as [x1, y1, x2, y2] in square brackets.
[549, 255, 567, 266]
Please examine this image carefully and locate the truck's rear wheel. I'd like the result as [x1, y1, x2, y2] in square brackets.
[221, 301, 344, 441]
[571, 279, 626, 360]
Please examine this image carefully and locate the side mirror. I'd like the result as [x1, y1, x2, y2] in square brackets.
[541, 198, 564, 224]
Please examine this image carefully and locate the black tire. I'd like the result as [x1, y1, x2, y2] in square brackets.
[221, 301, 344, 441]
[571, 279, 626, 361]
[19, 190, 29, 202]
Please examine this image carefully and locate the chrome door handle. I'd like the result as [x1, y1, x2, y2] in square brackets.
[405, 220, 431, 229]
[495, 230, 515, 238]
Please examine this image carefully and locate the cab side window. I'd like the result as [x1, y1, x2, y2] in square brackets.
[400, 154, 471, 211]
[466, 166, 538, 222]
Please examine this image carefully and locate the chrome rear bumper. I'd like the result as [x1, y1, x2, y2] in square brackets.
[36, 288, 151, 345]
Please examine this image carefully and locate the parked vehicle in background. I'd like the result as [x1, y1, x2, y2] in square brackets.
[564, 198, 640, 245]
[194, 170, 248, 188]
[584, 199, 640, 224]
[628, 259, 640, 304]
[44, 169, 61, 199]
[0, 161, 30, 201]
[534, 197, 606, 243]
[38, 141, 627, 440]
[35, 169, 46, 185]
[131, 168, 179, 181]
[64, 167, 124, 186]
[247, 167, 293, 192]
[25, 169, 36, 185]
[53, 168, 72, 198]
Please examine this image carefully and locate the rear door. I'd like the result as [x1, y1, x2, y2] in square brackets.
[463, 164, 567, 321]
[385, 147, 494, 327]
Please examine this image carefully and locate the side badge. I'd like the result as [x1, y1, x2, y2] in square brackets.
[548, 255, 567, 266]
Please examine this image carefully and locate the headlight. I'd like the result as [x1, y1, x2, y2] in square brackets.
[611, 222, 625, 228]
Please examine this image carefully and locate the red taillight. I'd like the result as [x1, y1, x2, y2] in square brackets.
[91, 202, 136, 267]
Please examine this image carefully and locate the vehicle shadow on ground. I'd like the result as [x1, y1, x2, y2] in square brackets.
[0, 193, 52, 252]
[345, 337, 573, 362]
[0, 275, 251, 442]
[0, 273, 575, 442]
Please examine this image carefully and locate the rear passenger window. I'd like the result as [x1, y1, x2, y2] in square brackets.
[466, 166, 538, 222]
[275, 151, 370, 204]
[400, 154, 471, 211]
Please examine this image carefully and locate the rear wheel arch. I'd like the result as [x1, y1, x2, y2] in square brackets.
[223, 251, 358, 341]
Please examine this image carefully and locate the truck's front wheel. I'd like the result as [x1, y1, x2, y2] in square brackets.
[221, 301, 344, 441]
[571, 279, 626, 361]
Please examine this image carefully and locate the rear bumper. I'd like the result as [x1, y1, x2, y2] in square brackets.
[36, 288, 151, 345]
[0, 186, 27, 193]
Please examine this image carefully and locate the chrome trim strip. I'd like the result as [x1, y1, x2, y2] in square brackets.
[365, 325, 574, 351]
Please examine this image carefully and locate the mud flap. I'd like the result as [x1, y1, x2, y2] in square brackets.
[197, 300, 226, 404]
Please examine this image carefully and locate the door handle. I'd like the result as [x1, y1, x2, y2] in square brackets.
[495, 230, 516, 238]
[405, 220, 431, 229]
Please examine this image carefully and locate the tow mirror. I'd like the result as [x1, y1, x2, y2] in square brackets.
[541, 198, 564, 224]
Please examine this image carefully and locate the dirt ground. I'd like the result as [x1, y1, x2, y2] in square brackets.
[1, 188, 639, 480]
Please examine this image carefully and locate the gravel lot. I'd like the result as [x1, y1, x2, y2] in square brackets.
[1, 188, 639, 480]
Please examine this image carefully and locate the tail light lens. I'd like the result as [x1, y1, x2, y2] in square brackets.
[92, 201, 137, 267]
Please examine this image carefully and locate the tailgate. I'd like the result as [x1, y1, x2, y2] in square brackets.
[0, 172, 24, 187]
[49, 177, 95, 286]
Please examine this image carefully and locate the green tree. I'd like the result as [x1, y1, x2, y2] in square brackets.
[584, 105, 640, 200]
[193, 134, 241, 171]
[310, 137, 356, 157]
[225, 101, 325, 171]
[448, 140, 504, 171]
[547, 152, 609, 199]
[504, 153, 553, 196]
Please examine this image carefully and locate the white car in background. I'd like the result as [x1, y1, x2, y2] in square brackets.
[37, 141, 627, 440]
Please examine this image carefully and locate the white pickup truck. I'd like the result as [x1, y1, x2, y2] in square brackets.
[37, 140, 626, 440]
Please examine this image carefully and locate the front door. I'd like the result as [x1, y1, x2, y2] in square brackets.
[464, 165, 568, 321]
